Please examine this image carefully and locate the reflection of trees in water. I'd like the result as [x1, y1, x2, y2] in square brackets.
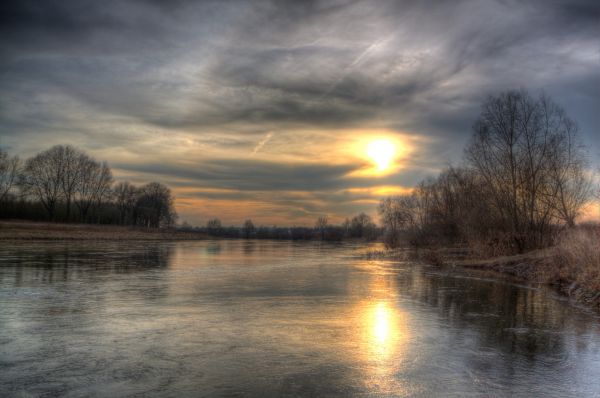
[242, 240, 256, 255]
[1, 243, 175, 324]
[393, 266, 591, 362]
[4, 242, 174, 285]
[205, 242, 222, 255]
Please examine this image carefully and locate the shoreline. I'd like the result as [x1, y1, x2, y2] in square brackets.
[3, 220, 598, 313]
[367, 246, 600, 313]
[0, 220, 208, 241]
[456, 252, 600, 314]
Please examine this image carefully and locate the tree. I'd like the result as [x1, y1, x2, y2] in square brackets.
[349, 212, 376, 238]
[242, 219, 255, 239]
[75, 159, 113, 221]
[378, 196, 419, 247]
[19, 146, 65, 219]
[342, 218, 351, 236]
[206, 218, 222, 235]
[113, 181, 138, 224]
[0, 144, 184, 228]
[135, 182, 177, 228]
[0, 149, 19, 203]
[544, 115, 592, 227]
[315, 215, 328, 240]
[465, 90, 590, 250]
[58, 145, 86, 221]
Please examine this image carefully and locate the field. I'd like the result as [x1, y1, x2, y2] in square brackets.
[0, 220, 207, 241]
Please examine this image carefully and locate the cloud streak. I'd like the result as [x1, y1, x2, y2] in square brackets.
[252, 132, 274, 155]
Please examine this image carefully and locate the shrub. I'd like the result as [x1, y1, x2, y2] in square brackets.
[553, 227, 600, 292]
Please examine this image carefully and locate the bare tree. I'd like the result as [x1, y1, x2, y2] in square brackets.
[113, 181, 138, 224]
[466, 91, 526, 243]
[544, 114, 592, 227]
[59, 145, 85, 221]
[19, 145, 104, 221]
[206, 218, 222, 235]
[315, 215, 328, 240]
[242, 219, 255, 238]
[1, 144, 186, 228]
[349, 212, 376, 238]
[135, 182, 177, 228]
[75, 159, 113, 222]
[0, 149, 19, 202]
[19, 147, 65, 219]
[378, 195, 420, 247]
[465, 90, 590, 250]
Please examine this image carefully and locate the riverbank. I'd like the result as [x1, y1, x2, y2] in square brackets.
[370, 240, 600, 313]
[457, 251, 600, 312]
[0, 220, 208, 241]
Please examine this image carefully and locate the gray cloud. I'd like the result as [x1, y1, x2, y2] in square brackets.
[114, 158, 355, 191]
[114, 157, 429, 192]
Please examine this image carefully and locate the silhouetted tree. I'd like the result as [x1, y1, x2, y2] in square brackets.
[19, 146, 65, 219]
[349, 212, 377, 239]
[1, 144, 183, 228]
[0, 149, 19, 203]
[315, 215, 328, 240]
[545, 119, 592, 227]
[58, 145, 86, 221]
[206, 218, 222, 236]
[135, 182, 177, 228]
[75, 159, 113, 221]
[378, 196, 419, 247]
[242, 219, 255, 238]
[466, 90, 591, 250]
[380, 90, 593, 253]
[113, 181, 138, 225]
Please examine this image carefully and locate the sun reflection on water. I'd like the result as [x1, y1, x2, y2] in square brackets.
[352, 267, 412, 395]
[367, 300, 403, 363]
[373, 301, 392, 345]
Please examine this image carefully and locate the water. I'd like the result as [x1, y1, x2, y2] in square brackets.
[0, 240, 599, 397]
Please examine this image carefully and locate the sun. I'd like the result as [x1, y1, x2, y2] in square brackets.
[366, 139, 396, 171]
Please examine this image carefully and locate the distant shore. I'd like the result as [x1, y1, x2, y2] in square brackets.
[0, 220, 207, 241]
[4, 220, 598, 313]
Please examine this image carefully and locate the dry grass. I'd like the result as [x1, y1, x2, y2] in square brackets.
[0, 220, 207, 241]
[467, 233, 520, 258]
[383, 226, 600, 310]
[550, 227, 600, 293]
[458, 227, 600, 310]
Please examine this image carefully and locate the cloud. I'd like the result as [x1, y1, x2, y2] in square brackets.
[0, 0, 598, 224]
[252, 132, 274, 155]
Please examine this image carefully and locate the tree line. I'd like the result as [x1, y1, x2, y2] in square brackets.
[378, 90, 596, 254]
[0, 145, 177, 227]
[1, 144, 378, 240]
[183, 212, 380, 241]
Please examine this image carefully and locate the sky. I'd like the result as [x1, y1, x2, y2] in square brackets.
[1, 0, 599, 226]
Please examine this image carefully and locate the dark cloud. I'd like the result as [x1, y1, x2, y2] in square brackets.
[114, 156, 431, 193]
[2, 0, 598, 132]
[114, 158, 356, 191]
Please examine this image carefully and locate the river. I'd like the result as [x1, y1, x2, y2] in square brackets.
[1, 240, 599, 397]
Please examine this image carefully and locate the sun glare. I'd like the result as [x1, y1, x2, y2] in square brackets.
[373, 301, 391, 344]
[367, 139, 396, 171]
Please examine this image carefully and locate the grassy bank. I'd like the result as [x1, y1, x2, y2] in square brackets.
[0, 220, 207, 241]
[368, 228, 600, 312]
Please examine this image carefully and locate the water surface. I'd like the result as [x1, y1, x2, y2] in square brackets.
[1, 240, 599, 397]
